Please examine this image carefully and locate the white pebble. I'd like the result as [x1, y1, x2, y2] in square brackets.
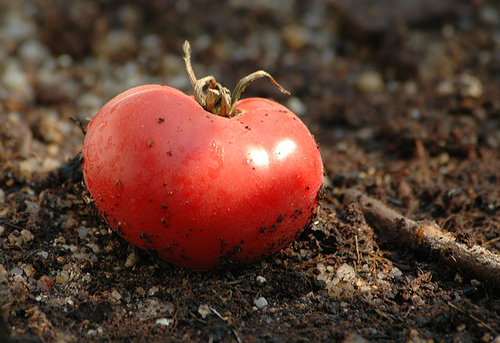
[390, 267, 403, 278]
[111, 290, 122, 301]
[77, 227, 90, 240]
[155, 318, 172, 326]
[336, 263, 356, 282]
[255, 275, 267, 285]
[37, 251, 49, 259]
[355, 71, 384, 93]
[286, 97, 307, 117]
[254, 297, 268, 309]
[11, 267, 23, 278]
[198, 304, 210, 319]
[18, 39, 49, 65]
[148, 286, 159, 296]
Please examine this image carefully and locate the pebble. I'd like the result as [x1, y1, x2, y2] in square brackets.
[125, 249, 140, 268]
[111, 290, 122, 302]
[456, 74, 483, 98]
[336, 263, 356, 282]
[148, 286, 159, 296]
[2, 59, 34, 101]
[255, 275, 267, 285]
[11, 267, 23, 278]
[2, 12, 36, 42]
[155, 318, 172, 327]
[198, 304, 210, 319]
[355, 71, 385, 93]
[55, 272, 69, 284]
[86, 243, 100, 254]
[37, 275, 55, 293]
[286, 97, 307, 117]
[282, 24, 307, 51]
[18, 39, 50, 66]
[37, 251, 49, 259]
[77, 227, 90, 240]
[93, 29, 138, 62]
[391, 267, 403, 278]
[343, 332, 369, 343]
[21, 229, 34, 243]
[22, 264, 36, 278]
[254, 297, 269, 309]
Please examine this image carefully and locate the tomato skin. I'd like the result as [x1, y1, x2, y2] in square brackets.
[82, 84, 323, 269]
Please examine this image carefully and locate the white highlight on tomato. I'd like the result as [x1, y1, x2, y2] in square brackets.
[275, 139, 296, 160]
[248, 148, 270, 166]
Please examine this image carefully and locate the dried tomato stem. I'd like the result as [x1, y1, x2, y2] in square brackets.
[230, 70, 290, 114]
[183, 41, 197, 88]
[183, 40, 290, 118]
[193, 76, 217, 109]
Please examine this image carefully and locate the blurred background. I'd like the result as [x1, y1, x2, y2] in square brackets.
[2, 0, 499, 175]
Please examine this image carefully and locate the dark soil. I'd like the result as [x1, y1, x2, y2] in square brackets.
[1, 1, 499, 342]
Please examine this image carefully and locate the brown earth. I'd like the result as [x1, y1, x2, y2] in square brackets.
[1, 1, 499, 342]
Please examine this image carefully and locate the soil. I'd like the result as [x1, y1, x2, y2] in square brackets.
[1, 1, 500, 342]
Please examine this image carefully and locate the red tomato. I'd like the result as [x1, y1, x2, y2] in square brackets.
[82, 84, 323, 269]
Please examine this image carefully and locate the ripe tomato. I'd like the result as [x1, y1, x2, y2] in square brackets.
[82, 43, 323, 269]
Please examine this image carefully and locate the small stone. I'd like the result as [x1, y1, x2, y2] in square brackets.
[2, 59, 34, 101]
[336, 263, 356, 282]
[255, 276, 267, 285]
[18, 39, 50, 65]
[62, 217, 79, 230]
[390, 267, 403, 278]
[457, 74, 483, 98]
[20, 229, 34, 243]
[0, 265, 8, 283]
[148, 286, 159, 296]
[77, 227, 90, 240]
[111, 290, 122, 302]
[8, 231, 24, 248]
[125, 249, 140, 268]
[135, 287, 146, 296]
[343, 331, 369, 343]
[37, 275, 55, 293]
[37, 251, 49, 259]
[286, 97, 307, 117]
[198, 304, 210, 319]
[470, 279, 481, 287]
[93, 29, 138, 62]
[86, 243, 100, 254]
[254, 297, 268, 309]
[282, 24, 307, 51]
[55, 272, 68, 284]
[11, 267, 23, 278]
[155, 318, 172, 326]
[411, 294, 425, 307]
[355, 71, 384, 93]
[23, 264, 37, 279]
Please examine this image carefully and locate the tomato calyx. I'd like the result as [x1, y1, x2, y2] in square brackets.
[183, 41, 290, 118]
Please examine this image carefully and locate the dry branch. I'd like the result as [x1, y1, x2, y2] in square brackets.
[343, 189, 500, 287]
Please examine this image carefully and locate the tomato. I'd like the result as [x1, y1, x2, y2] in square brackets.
[82, 42, 323, 269]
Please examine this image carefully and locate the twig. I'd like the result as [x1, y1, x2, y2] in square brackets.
[343, 189, 500, 288]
